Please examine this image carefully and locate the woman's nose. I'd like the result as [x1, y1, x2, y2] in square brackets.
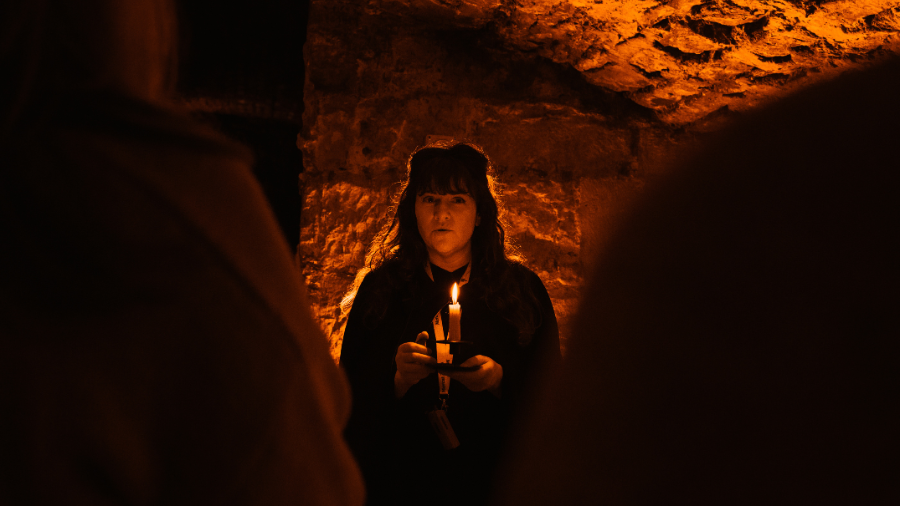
[434, 201, 450, 219]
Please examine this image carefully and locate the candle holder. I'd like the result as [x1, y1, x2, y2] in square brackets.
[434, 339, 472, 357]
[424, 336, 477, 371]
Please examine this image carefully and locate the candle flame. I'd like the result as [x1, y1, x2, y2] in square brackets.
[452, 283, 458, 304]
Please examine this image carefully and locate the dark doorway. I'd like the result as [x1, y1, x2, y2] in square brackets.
[177, 0, 311, 250]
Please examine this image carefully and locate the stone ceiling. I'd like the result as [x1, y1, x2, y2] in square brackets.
[371, 0, 900, 124]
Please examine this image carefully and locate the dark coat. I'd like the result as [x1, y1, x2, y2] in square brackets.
[0, 92, 364, 505]
[340, 260, 560, 506]
[497, 56, 900, 506]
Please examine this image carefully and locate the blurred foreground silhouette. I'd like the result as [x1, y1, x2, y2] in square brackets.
[0, 1, 362, 503]
[498, 57, 899, 505]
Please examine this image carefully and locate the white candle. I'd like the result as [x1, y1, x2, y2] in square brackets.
[449, 283, 461, 342]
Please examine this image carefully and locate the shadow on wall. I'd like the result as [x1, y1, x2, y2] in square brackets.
[193, 113, 305, 251]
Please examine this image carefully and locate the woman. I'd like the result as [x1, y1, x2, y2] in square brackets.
[340, 141, 560, 506]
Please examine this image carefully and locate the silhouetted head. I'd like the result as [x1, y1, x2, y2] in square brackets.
[1, 0, 178, 132]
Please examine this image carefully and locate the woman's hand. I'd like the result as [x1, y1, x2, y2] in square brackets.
[394, 332, 436, 398]
[446, 355, 503, 398]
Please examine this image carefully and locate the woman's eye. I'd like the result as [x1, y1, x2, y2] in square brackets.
[453, 197, 467, 204]
[421, 196, 434, 203]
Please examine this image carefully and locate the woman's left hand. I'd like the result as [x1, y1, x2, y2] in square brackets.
[446, 355, 503, 398]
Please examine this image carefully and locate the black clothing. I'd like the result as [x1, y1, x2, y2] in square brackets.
[340, 260, 560, 506]
[430, 261, 469, 293]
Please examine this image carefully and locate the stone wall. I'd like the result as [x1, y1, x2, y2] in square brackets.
[299, 2, 675, 359]
[299, 0, 899, 360]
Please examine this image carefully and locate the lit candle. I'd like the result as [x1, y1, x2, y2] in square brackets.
[449, 283, 461, 342]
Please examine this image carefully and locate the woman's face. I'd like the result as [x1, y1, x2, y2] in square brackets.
[415, 190, 479, 270]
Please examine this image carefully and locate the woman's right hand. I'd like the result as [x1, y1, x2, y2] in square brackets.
[394, 332, 436, 398]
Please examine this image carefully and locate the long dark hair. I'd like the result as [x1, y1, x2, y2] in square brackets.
[343, 141, 541, 343]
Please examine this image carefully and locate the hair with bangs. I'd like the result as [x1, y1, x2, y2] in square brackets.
[343, 142, 540, 343]
[412, 152, 479, 196]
